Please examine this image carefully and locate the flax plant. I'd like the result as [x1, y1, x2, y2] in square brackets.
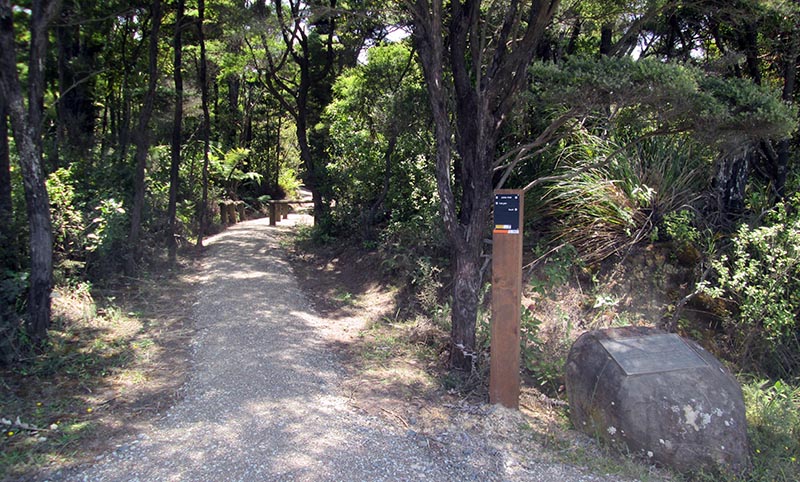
[545, 133, 711, 264]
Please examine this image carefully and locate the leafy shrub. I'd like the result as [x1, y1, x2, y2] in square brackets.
[324, 43, 435, 239]
[278, 168, 301, 199]
[742, 379, 800, 481]
[662, 210, 701, 247]
[0, 271, 28, 363]
[85, 198, 129, 262]
[47, 167, 86, 263]
[519, 305, 569, 396]
[46, 168, 131, 277]
[522, 245, 580, 396]
[699, 196, 800, 377]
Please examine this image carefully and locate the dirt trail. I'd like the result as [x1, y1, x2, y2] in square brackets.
[46, 214, 623, 482]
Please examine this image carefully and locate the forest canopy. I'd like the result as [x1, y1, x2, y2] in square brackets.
[0, 0, 798, 382]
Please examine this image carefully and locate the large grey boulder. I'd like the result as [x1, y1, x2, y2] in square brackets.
[565, 326, 749, 474]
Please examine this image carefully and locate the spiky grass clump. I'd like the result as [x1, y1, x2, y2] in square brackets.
[545, 133, 711, 264]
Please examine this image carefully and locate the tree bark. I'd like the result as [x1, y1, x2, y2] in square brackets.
[168, 0, 184, 264]
[411, 0, 559, 370]
[28, 0, 57, 145]
[773, 22, 798, 200]
[599, 23, 613, 56]
[127, 0, 163, 273]
[714, 149, 750, 228]
[0, 95, 14, 272]
[56, 0, 95, 159]
[364, 132, 396, 235]
[197, 0, 211, 247]
[0, 0, 58, 346]
[0, 90, 19, 364]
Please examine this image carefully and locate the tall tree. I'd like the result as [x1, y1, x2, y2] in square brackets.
[127, 0, 163, 273]
[0, 91, 16, 361]
[409, 0, 560, 370]
[0, 0, 60, 345]
[0, 94, 13, 272]
[55, 0, 99, 161]
[250, 0, 338, 222]
[168, 0, 185, 264]
[197, 0, 212, 246]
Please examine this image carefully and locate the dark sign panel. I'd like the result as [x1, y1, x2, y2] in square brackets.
[494, 193, 520, 234]
[599, 334, 709, 376]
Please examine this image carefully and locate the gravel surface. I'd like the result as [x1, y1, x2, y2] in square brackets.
[45, 215, 628, 482]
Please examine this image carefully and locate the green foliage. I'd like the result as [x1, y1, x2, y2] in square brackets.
[209, 147, 260, 194]
[46, 168, 86, 263]
[85, 199, 129, 261]
[741, 379, 800, 481]
[410, 256, 444, 317]
[519, 305, 572, 396]
[522, 245, 581, 395]
[528, 244, 581, 298]
[378, 213, 448, 279]
[699, 195, 800, 377]
[662, 210, 700, 246]
[544, 133, 711, 263]
[46, 167, 130, 278]
[0, 271, 28, 363]
[325, 42, 436, 237]
[277, 167, 301, 199]
[529, 55, 797, 146]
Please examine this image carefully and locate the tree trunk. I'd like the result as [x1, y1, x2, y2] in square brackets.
[364, 132, 396, 235]
[0, 0, 57, 346]
[118, 16, 133, 162]
[773, 23, 798, 200]
[741, 20, 762, 85]
[599, 23, 613, 56]
[127, 0, 163, 273]
[168, 0, 184, 264]
[0, 96, 14, 272]
[197, 0, 211, 247]
[0, 99, 17, 361]
[56, 1, 95, 159]
[296, 104, 326, 223]
[411, 0, 559, 371]
[224, 76, 240, 148]
[274, 114, 281, 193]
[450, 246, 482, 369]
[714, 149, 750, 228]
[28, 0, 54, 146]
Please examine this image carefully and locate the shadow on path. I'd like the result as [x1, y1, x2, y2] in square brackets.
[55, 216, 487, 481]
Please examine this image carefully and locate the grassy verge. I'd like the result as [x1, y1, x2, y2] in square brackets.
[0, 265, 195, 479]
[739, 379, 800, 481]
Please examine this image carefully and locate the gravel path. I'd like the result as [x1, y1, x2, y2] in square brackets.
[49, 215, 623, 482]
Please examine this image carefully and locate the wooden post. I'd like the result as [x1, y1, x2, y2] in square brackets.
[219, 202, 227, 225]
[490, 189, 524, 408]
[269, 201, 277, 226]
[282, 203, 289, 220]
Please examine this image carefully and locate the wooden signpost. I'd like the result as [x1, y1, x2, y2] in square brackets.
[490, 189, 523, 408]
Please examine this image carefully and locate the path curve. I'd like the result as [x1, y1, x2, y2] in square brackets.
[51, 215, 616, 482]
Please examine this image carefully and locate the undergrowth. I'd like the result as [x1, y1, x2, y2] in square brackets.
[740, 379, 800, 481]
[0, 276, 179, 479]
